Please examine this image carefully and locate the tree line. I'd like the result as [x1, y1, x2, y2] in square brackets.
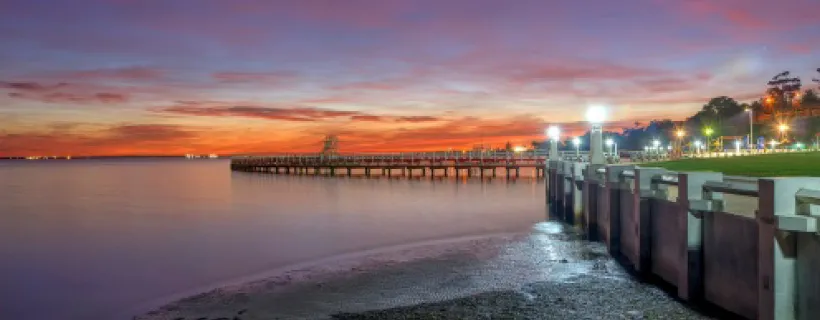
[530, 68, 820, 151]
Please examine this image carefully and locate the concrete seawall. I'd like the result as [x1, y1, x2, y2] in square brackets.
[547, 160, 820, 320]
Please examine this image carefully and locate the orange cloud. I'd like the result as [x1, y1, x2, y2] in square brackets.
[0, 123, 200, 157]
[1, 81, 130, 104]
[156, 102, 443, 123]
[0, 115, 644, 157]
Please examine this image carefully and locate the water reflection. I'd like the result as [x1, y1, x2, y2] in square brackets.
[0, 159, 545, 320]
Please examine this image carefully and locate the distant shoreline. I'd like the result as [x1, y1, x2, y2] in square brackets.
[0, 156, 227, 160]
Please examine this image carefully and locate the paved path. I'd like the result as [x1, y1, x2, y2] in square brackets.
[136, 222, 712, 320]
[664, 186, 758, 218]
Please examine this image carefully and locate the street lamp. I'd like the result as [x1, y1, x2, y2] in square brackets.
[734, 140, 741, 154]
[745, 108, 753, 149]
[650, 139, 660, 156]
[675, 129, 685, 156]
[547, 125, 560, 160]
[694, 140, 703, 156]
[586, 105, 607, 165]
[703, 127, 714, 153]
[778, 123, 789, 142]
[572, 137, 581, 159]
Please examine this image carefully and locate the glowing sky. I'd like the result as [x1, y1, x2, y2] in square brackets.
[1, 0, 818, 156]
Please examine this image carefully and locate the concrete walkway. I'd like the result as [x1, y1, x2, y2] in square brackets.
[135, 222, 712, 320]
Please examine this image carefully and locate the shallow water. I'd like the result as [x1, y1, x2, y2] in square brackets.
[136, 222, 710, 320]
[0, 159, 546, 320]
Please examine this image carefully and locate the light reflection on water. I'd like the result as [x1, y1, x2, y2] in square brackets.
[0, 159, 546, 320]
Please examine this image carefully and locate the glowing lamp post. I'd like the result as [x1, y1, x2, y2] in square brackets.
[572, 137, 581, 159]
[547, 125, 560, 160]
[605, 138, 614, 155]
[703, 127, 714, 153]
[586, 106, 607, 165]
[778, 123, 789, 142]
[652, 139, 660, 155]
[675, 130, 685, 157]
[745, 108, 753, 149]
[694, 140, 702, 156]
[734, 140, 741, 155]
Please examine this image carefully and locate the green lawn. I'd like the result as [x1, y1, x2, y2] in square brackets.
[647, 152, 820, 177]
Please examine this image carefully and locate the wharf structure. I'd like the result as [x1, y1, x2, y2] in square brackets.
[231, 151, 556, 178]
[546, 159, 820, 320]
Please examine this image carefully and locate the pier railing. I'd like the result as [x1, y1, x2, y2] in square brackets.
[230, 151, 564, 178]
[231, 150, 635, 165]
[547, 160, 820, 320]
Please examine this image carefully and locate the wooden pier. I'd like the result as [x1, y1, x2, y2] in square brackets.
[230, 152, 551, 178]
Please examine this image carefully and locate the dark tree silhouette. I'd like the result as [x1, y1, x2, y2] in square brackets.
[766, 71, 802, 111]
[814, 68, 820, 87]
[802, 89, 820, 107]
[768, 71, 802, 93]
[526, 69, 818, 152]
[683, 96, 744, 138]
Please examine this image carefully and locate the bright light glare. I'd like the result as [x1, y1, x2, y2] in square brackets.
[572, 137, 581, 146]
[676, 130, 685, 138]
[547, 125, 560, 140]
[585, 105, 607, 124]
[735, 140, 741, 147]
[652, 139, 660, 147]
[778, 123, 789, 132]
[694, 140, 702, 147]
[513, 146, 527, 152]
[704, 127, 714, 136]
[605, 138, 614, 146]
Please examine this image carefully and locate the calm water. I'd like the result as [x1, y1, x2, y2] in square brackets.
[0, 159, 546, 320]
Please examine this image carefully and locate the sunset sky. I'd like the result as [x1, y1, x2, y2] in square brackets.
[1, 0, 818, 156]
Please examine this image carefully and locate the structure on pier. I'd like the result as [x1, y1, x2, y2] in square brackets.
[321, 135, 339, 156]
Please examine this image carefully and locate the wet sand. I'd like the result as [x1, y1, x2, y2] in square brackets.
[135, 222, 712, 320]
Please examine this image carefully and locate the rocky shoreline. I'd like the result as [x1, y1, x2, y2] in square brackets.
[135, 223, 712, 320]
